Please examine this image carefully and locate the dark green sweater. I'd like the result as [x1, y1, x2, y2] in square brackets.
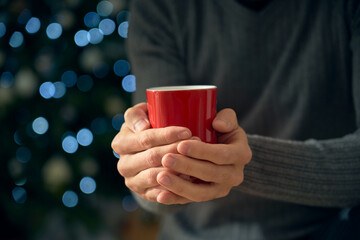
[128, 0, 360, 239]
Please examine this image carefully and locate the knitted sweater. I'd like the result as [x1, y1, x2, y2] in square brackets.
[127, 0, 360, 239]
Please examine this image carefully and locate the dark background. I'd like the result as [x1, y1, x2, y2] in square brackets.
[0, 0, 158, 239]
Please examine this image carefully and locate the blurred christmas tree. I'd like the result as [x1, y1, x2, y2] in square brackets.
[0, 0, 153, 239]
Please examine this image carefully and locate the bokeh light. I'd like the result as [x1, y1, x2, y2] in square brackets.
[32, 117, 49, 134]
[46, 23, 63, 39]
[74, 30, 89, 47]
[122, 195, 138, 212]
[25, 17, 41, 34]
[118, 21, 128, 38]
[113, 59, 130, 77]
[88, 28, 104, 44]
[79, 176, 96, 194]
[99, 19, 115, 35]
[9, 31, 24, 48]
[15, 178, 27, 186]
[61, 70, 77, 87]
[0, 72, 14, 88]
[62, 135, 79, 154]
[113, 150, 120, 159]
[14, 131, 23, 145]
[53, 81, 67, 98]
[77, 75, 93, 92]
[84, 12, 100, 28]
[112, 113, 124, 130]
[76, 128, 93, 146]
[16, 147, 31, 163]
[97, 1, 114, 17]
[39, 82, 55, 99]
[12, 187, 27, 204]
[122, 74, 136, 92]
[62, 190, 78, 207]
[0, 22, 6, 38]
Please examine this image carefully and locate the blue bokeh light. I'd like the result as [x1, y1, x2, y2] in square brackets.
[25, 17, 41, 34]
[112, 113, 124, 131]
[15, 178, 27, 186]
[53, 81, 67, 98]
[62, 190, 78, 207]
[0, 72, 14, 88]
[61, 70, 77, 87]
[113, 150, 120, 159]
[62, 136, 79, 154]
[88, 28, 104, 44]
[32, 117, 49, 134]
[79, 176, 96, 194]
[97, 1, 113, 17]
[77, 75, 93, 92]
[39, 82, 55, 99]
[14, 131, 23, 145]
[118, 21, 128, 38]
[76, 128, 93, 146]
[46, 23, 63, 39]
[91, 117, 108, 134]
[9, 31, 24, 48]
[12, 187, 27, 204]
[113, 59, 130, 77]
[122, 75, 136, 92]
[0, 23, 6, 38]
[74, 30, 89, 47]
[16, 147, 31, 163]
[84, 12, 100, 28]
[122, 195, 138, 212]
[99, 19, 115, 35]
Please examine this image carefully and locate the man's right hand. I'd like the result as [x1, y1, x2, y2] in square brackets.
[111, 102, 193, 202]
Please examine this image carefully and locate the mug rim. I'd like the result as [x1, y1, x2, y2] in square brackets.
[147, 85, 217, 91]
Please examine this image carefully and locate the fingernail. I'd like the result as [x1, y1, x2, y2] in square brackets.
[178, 130, 191, 139]
[135, 120, 148, 132]
[159, 175, 171, 186]
[164, 155, 176, 168]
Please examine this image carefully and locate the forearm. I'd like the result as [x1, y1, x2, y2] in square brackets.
[238, 132, 360, 208]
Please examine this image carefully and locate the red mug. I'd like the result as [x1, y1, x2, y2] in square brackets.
[146, 85, 217, 143]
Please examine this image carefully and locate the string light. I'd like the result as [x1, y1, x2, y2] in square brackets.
[12, 187, 27, 204]
[74, 30, 89, 47]
[61, 70, 77, 87]
[16, 147, 31, 163]
[113, 59, 130, 77]
[46, 23, 63, 39]
[39, 82, 55, 99]
[0, 22, 6, 38]
[122, 74, 136, 92]
[53, 81, 67, 98]
[32, 117, 49, 134]
[88, 28, 104, 44]
[118, 21, 128, 38]
[76, 128, 93, 146]
[9, 31, 24, 48]
[99, 19, 115, 35]
[97, 1, 114, 17]
[84, 12, 100, 28]
[79, 176, 96, 194]
[62, 135, 79, 154]
[25, 17, 41, 34]
[62, 190, 78, 207]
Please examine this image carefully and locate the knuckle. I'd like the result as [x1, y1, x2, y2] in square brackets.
[144, 149, 160, 168]
[138, 133, 152, 149]
[146, 169, 158, 185]
[117, 157, 131, 177]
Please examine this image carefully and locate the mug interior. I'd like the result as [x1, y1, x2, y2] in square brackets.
[147, 85, 217, 91]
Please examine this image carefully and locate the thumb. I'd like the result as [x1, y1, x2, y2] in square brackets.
[124, 102, 151, 132]
[212, 108, 238, 133]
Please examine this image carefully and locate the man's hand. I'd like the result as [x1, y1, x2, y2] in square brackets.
[156, 109, 252, 205]
[111, 103, 193, 202]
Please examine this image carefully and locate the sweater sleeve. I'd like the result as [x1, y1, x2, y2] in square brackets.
[238, 1, 360, 208]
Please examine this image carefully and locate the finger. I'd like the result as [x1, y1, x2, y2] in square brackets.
[212, 108, 238, 133]
[117, 143, 179, 177]
[156, 190, 192, 205]
[124, 167, 165, 193]
[177, 140, 239, 165]
[112, 126, 192, 154]
[124, 102, 151, 132]
[162, 153, 240, 185]
[157, 171, 229, 202]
